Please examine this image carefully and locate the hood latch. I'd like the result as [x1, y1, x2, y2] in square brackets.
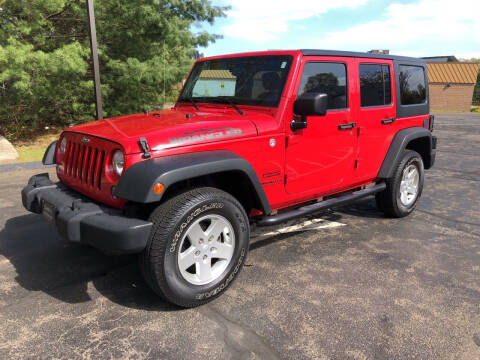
[138, 137, 151, 159]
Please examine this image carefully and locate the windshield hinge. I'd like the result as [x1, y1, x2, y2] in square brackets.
[138, 137, 151, 159]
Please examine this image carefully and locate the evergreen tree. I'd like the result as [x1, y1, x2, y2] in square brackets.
[0, 0, 226, 140]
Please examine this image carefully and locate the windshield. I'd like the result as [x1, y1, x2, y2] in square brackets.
[178, 55, 293, 108]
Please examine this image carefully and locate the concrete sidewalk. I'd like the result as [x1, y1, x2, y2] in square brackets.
[0, 136, 18, 162]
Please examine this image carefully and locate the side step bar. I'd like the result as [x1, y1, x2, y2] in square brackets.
[256, 182, 386, 227]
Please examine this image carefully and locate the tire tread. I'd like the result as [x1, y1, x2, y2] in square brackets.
[140, 187, 248, 308]
[375, 150, 424, 218]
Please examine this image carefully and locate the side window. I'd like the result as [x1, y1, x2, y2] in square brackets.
[399, 65, 426, 105]
[297, 62, 348, 110]
[359, 64, 392, 107]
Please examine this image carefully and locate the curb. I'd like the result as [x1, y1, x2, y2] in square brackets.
[0, 161, 55, 173]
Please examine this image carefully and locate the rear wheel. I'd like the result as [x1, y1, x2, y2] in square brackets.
[376, 150, 424, 218]
[140, 187, 249, 307]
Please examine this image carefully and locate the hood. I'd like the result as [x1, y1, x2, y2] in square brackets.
[66, 108, 272, 154]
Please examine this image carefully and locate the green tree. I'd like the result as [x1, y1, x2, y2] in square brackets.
[0, 0, 226, 140]
[460, 58, 480, 106]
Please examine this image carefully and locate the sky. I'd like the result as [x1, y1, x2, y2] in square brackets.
[195, 0, 480, 59]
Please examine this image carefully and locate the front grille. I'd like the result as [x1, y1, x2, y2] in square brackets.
[63, 140, 106, 190]
[57, 132, 125, 209]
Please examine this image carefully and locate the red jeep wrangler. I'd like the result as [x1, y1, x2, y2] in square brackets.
[22, 50, 436, 307]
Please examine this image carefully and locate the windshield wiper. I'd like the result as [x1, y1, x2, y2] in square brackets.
[210, 98, 245, 115]
[181, 97, 199, 110]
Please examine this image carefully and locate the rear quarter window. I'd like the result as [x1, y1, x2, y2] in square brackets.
[399, 65, 427, 105]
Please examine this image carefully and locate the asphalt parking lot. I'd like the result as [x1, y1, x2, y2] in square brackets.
[0, 113, 479, 359]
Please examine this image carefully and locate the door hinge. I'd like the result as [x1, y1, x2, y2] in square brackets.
[357, 127, 361, 136]
[291, 119, 307, 131]
[354, 159, 358, 169]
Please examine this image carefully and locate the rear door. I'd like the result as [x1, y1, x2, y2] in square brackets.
[354, 58, 396, 179]
[285, 57, 357, 195]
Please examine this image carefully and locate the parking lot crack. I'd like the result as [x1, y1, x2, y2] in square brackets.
[200, 305, 280, 360]
[417, 209, 480, 229]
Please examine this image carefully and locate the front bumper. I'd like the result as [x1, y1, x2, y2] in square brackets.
[21, 174, 152, 254]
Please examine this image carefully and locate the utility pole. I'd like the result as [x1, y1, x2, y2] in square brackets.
[86, 0, 103, 119]
[163, 41, 166, 105]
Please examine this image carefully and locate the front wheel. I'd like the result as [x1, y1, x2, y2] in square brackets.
[140, 187, 250, 307]
[376, 150, 424, 218]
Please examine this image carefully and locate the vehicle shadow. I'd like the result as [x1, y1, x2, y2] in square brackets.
[335, 197, 386, 219]
[0, 214, 178, 311]
[0, 201, 380, 310]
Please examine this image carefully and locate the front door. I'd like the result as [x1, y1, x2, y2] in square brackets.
[285, 57, 357, 195]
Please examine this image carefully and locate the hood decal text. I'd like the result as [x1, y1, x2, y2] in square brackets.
[169, 127, 242, 145]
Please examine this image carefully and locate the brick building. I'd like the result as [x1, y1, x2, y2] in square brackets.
[425, 60, 479, 112]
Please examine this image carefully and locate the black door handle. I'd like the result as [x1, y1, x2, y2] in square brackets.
[338, 122, 356, 130]
[381, 117, 395, 125]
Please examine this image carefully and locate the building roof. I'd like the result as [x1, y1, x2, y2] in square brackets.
[198, 70, 236, 80]
[427, 62, 479, 84]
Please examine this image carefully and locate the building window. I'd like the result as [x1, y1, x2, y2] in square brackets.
[297, 62, 348, 110]
[359, 64, 392, 107]
[399, 65, 427, 105]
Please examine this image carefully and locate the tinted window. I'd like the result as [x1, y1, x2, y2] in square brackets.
[384, 65, 392, 104]
[179, 56, 293, 107]
[297, 62, 347, 110]
[399, 65, 426, 105]
[359, 64, 392, 107]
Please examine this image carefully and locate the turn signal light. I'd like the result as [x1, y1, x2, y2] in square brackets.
[153, 182, 165, 194]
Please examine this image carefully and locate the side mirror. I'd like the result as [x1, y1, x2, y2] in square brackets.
[294, 93, 328, 117]
[291, 93, 328, 131]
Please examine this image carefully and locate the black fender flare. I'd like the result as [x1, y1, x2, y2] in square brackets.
[42, 141, 57, 165]
[378, 127, 435, 179]
[114, 150, 272, 215]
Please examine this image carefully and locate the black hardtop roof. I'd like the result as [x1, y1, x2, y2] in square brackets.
[300, 49, 425, 63]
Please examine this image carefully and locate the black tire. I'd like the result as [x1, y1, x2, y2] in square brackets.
[140, 187, 250, 308]
[375, 150, 424, 218]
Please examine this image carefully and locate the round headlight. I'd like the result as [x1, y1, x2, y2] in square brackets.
[60, 137, 67, 153]
[112, 150, 124, 176]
